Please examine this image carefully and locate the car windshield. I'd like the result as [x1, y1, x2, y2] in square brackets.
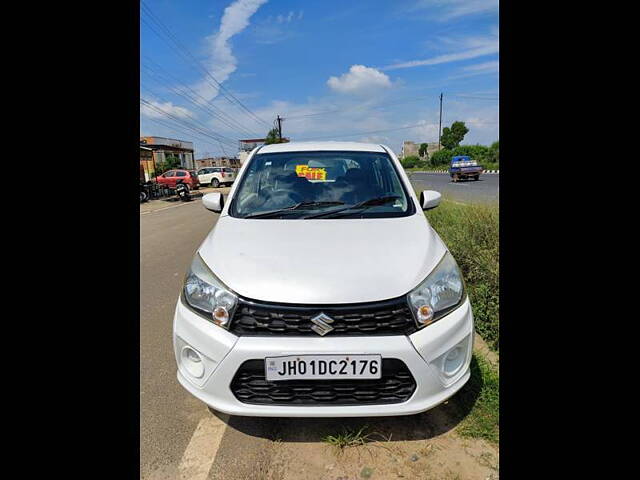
[230, 150, 413, 219]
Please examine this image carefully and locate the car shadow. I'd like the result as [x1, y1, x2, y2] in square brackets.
[209, 356, 484, 443]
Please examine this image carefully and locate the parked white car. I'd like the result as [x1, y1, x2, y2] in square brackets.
[174, 141, 474, 417]
[197, 167, 236, 188]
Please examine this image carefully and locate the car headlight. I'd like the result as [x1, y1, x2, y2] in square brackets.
[408, 251, 465, 328]
[183, 253, 238, 327]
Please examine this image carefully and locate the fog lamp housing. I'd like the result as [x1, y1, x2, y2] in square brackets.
[181, 346, 205, 379]
[434, 333, 473, 386]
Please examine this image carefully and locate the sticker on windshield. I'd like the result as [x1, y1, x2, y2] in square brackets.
[296, 164, 327, 181]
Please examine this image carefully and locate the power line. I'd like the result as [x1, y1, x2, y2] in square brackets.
[140, 98, 239, 148]
[140, 95, 238, 147]
[141, 59, 259, 136]
[141, 60, 259, 138]
[140, 1, 270, 128]
[142, 117, 230, 156]
[282, 92, 498, 121]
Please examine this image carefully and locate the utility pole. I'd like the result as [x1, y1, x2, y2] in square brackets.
[276, 115, 283, 141]
[438, 93, 443, 151]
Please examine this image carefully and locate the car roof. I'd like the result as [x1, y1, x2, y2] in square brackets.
[258, 141, 388, 154]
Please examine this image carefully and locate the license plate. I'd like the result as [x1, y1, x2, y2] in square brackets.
[265, 354, 382, 381]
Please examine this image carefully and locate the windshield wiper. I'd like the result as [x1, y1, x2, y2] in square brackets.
[302, 196, 401, 219]
[243, 201, 345, 219]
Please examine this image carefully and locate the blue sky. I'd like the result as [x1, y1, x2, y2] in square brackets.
[140, 0, 498, 157]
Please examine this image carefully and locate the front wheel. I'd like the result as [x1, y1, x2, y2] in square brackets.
[452, 174, 459, 183]
[474, 175, 479, 181]
[211, 178, 220, 188]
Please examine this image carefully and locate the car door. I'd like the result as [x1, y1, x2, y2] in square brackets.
[158, 170, 173, 186]
[208, 167, 222, 185]
[199, 168, 213, 184]
[174, 170, 187, 187]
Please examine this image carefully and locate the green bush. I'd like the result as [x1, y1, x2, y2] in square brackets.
[430, 149, 453, 166]
[400, 155, 424, 169]
[425, 200, 499, 352]
[429, 143, 499, 168]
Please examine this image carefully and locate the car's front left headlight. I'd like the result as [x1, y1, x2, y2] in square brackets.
[183, 253, 238, 327]
[408, 251, 465, 328]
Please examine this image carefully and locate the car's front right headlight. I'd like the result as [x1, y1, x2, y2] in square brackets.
[408, 251, 465, 328]
[183, 253, 238, 327]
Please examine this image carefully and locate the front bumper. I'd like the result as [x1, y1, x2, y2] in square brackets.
[173, 297, 474, 417]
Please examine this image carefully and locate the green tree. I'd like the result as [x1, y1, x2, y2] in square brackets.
[265, 127, 283, 144]
[489, 141, 499, 163]
[418, 142, 428, 158]
[440, 121, 469, 150]
[155, 154, 181, 175]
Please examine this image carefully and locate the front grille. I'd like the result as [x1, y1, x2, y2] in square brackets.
[230, 359, 416, 406]
[229, 297, 418, 336]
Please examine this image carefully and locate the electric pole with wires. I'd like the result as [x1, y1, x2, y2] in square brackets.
[438, 93, 443, 151]
[277, 115, 283, 141]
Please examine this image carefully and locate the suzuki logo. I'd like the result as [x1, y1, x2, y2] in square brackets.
[310, 312, 335, 336]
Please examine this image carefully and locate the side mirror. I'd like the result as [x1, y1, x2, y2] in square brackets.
[203, 192, 224, 213]
[420, 190, 441, 210]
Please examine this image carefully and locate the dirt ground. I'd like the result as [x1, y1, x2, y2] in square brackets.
[263, 416, 499, 480]
[260, 336, 499, 480]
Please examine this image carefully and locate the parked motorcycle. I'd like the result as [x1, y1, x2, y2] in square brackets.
[175, 181, 192, 202]
[140, 182, 149, 203]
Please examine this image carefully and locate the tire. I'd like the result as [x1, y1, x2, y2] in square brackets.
[211, 178, 220, 188]
[452, 174, 458, 183]
[474, 175, 479, 181]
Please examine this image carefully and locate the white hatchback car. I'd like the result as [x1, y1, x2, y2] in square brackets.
[174, 141, 474, 417]
[197, 167, 236, 188]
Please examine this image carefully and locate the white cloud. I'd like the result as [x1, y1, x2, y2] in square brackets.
[411, 0, 498, 20]
[193, 0, 268, 103]
[383, 31, 498, 70]
[275, 10, 299, 23]
[327, 65, 393, 95]
[140, 100, 192, 119]
[462, 60, 499, 72]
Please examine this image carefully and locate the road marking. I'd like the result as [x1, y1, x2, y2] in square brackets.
[140, 200, 201, 215]
[178, 413, 229, 480]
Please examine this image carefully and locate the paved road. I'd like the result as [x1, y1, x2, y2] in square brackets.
[408, 172, 499, 204]
[140, 200, 220, 479]
[140, 191, 497, 479]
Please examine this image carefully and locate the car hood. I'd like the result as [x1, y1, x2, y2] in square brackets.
[198, 214, 447, 304]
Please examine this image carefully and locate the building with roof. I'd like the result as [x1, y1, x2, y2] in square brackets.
[400, 140, 441, 159]
[195, 157, 241, 169]
[140, 145, 155, 182]
[140, 136, 195, 170]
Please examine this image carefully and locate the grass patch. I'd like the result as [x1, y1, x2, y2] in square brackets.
[454, 353, 499, 443]
[323, 425, 375, 450]
[425, 200, 499, 352]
